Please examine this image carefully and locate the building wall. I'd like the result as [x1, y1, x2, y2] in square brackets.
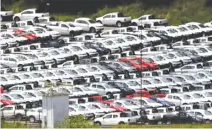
[42, 95, 69, 128]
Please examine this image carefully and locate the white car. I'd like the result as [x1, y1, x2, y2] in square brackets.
[100, 29, 123, 38]
[1, 93, 26, 103]
[46, 21, 83, 36]
[9, 92, 40, 103]
[73, 18, 104, 33]
[94, 112, 137, 126]
[131, 14, 167, 26]
[13, 8, 49, 21]
[187, 109, 212, 122]
[96, 12, 131, 27]
[0, 7, 13, 21]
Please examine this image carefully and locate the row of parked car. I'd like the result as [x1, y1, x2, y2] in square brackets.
[1, 8, 212, 125]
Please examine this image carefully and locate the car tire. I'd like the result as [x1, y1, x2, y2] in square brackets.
[29, 116, 36, 123]
[166, 121, 171, 125]
[33, 17, 39, 23]
[119, 121, 125, 125]
[116, 21, 122, 27]
[73, 55, 79, 64]
[15, 114, 23, 121]
[118, 47, 122, 53]
[14, 16, 20, 21]
[95, 121, 101, 126]
[89, 27, 96, 33]
[18, 64, 23, 68]
[106, 92, 113, 99]
[131, 22, 138, 26]
[69, 31, 74, 38]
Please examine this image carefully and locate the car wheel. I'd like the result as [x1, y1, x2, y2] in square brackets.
[157, 121, 162, 125]
[73, 55, 79, 64]
[15, 114, 23, 121]
[131, 22, 138, 26]
[95, 121, 101, 126]
[166, 121, 171, 125]
[33, 17, 39, 23]
[119, 121, 125, 125]
[29, 116, 36, 123]
[180, 60, 184, 66]
[69, 31, 74, 38]
[89, 27, 96, 33]
[14, 16, 20, 21]
[116, 21, 122, 27]
[205, 120, 211, 124]
[106, 92, 113, 99]
[119, 47, 122, 53]
[86, 53, 90, 57]
[18, 64, 23, 68]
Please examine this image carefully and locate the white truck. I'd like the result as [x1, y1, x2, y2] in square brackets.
[96, 12, 131, 27]
[73, 17, 104, 33]
[0, 7, 13, 21]
[46, 21, 83, 37]
[13, 8, 49, 22]
[131, 14, 168, 27]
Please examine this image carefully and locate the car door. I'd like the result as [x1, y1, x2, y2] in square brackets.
[2, 106, 14, 119]
[102, 15, 111, 25]
[102, 114, 113, 125]
[20, 10, 34, 20]
[60, 24, 69, 35]
[96, 85, 106, 95]
[110, 15, 117, 25]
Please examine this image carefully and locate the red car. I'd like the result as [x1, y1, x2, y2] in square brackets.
[0, 99, 16, 106]
[101, 100, 126, 112]
[119, 58, 149, 71]
[15, 29, 39, 42]
[119, 57, 159, 71]
[126, 89, 166, 99]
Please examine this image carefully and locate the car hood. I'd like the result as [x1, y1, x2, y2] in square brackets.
[91, 23, 103, 27]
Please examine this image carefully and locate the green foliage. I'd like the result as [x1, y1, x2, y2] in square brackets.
[57, 115, 100, 128]
[1, 122, 27, 128]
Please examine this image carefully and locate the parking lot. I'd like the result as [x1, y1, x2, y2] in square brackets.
[1, 8, 212, 127]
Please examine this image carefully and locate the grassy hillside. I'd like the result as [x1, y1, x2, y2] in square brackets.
[3, 0, 212, 25]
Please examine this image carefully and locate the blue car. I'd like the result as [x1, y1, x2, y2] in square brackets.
[150, 97, 175, 107]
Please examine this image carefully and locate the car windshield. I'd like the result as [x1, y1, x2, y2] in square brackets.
[22, 93, 33, 98]
[49, 50, 60, 55]
[205, 92, 212, 97]
[78, 106, 86, 111]
[16, 56, 27, 61]
[167, 29, 177, 33]
[38, 52, 48, 57]
[193, 93, 204, 98]
[147, 99, 156, 103]
[31, 73, 44, 78]
[72, 46, 82, 51]
[25, 55, 38, 59]
[10, 94, 22, 99]
[45, 72, 54, 77]
[65, 69, 78, 75]
[114, 38, 125, 43]
[89, 20, 95, 23]
[205, 110, 212, 115]
[123, 100, 133, 106]
[77, 68, 87, 73]
[128, 81, 140, 86]
[205, 71, 212, 77]
[184, 75, 195, 80]
[1, 77, 7, 81]
[69, 23, 75, 27]
[187, 25, 195, 30]
[104, 40, 114, 45]
[152, 79, 162, 84]
[183, 95, 191, 99]
[178, 27, 188, 32]
[196, 74, 207, 79]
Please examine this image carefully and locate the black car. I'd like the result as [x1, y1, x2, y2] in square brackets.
[162, 112, 204, 124]
[107, 81, 135, 97]
[84, 42, 110, 55]
[175, 49, 203, 63]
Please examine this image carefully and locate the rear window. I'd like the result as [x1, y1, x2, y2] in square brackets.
[117, 13, 124, 17]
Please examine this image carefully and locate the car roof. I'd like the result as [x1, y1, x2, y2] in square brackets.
[75, 17, 91, 21]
